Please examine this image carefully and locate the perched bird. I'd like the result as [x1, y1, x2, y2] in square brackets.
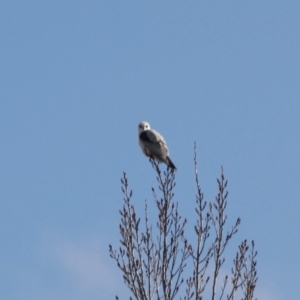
[138, 121, 177, 171]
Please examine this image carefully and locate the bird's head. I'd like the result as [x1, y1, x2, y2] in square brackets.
[138, 121, 150, 134]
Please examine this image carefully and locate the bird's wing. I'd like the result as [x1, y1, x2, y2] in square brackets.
[139, 130, 169, 158]
[141, 129, 164, 143]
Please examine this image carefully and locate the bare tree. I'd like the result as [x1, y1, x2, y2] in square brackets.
[109, 145, 258, 300]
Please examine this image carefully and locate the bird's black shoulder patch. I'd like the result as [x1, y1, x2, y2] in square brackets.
[139, 131, 152, 143]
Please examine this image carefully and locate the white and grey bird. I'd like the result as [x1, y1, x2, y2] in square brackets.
[138, 121, 177, 171]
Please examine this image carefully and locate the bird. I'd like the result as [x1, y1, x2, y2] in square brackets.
[138, 121, 177, 171]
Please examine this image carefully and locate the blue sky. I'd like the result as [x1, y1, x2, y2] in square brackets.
[1, 1, 299, 299]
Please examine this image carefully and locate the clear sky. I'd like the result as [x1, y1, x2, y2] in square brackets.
[1, 1, 299, 299]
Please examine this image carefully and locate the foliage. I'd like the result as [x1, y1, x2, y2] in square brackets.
[109, 145, 258, 300]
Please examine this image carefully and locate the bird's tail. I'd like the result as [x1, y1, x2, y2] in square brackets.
[167, 157, 177, 171]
